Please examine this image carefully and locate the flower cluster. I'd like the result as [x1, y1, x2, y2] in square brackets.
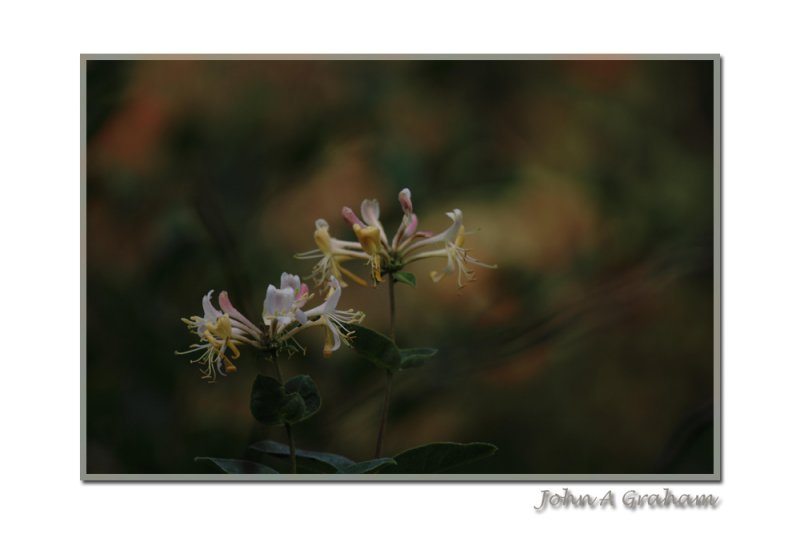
[296, 188, 496, 288]
[177, 273, 364, 382]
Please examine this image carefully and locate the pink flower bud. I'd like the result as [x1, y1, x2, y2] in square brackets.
[342, 206, 365, 227]
[398, 188, 413, 215]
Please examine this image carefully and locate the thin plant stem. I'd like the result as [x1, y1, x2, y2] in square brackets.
[375, 277, 396, 458]
[271, 353, 284, 382]
[388, 275, 397, 339]
[284, 422, 297, 474]
[271, 355, 297, 474]
[374, 369, 393, 458]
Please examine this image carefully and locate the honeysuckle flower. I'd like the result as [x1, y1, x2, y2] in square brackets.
[402, 208, 463, 253]
[177, 290, 262, 382]
[392, 188, 425, 246]
[178, 272, 365, 379]
[297, 188, 496, 288]
[294, 276, 365, 357]
[402, 210, 496, 287]
[294, 219, 370, 288]
[342, 205, 385, 285]
[264, 272, 364, 357]
[352, 223, 383, 284]
[262, 272, 311, 335]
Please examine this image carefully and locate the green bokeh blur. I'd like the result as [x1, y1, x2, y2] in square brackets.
[86, 59, 714, 474]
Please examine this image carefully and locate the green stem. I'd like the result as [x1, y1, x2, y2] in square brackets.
[375, 277, 396, 458]
[271, 355, 297, 474]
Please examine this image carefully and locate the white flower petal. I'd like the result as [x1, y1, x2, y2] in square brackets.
[202, 290, 221, 321]
[264, 285, 296, 316]
[323, 276, 342, 312]
[280, 272, 302, 292]
[403, 209, 463, 252]
[360, 198, 381, 226]
[360, 198, 388, 244]
[327, 323, 341, 352]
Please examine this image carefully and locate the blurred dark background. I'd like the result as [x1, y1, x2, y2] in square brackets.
[85, 59, 715, 474]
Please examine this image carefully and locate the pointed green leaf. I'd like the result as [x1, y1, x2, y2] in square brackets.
[195, 457, 278, 474]
[341, 457, 397, 474]
[393, 271, 416, 287]
[249, 440, 355, 474]
[380, 442, 498, 474]
[347, 324, 402, 372]
[399, 347, 438, 370]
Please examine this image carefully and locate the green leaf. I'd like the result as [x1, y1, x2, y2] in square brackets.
[341, 457, 397, 474]
[249, 440, 355, 474]
[250, 374, 321, 426]
[280, 392, 307, 424]
[399, 347, 438, 370]
[347, 324, 402, 372]
[249, 441, 397, 474]
[250, 375, 288, 426]
[284, 375, 322, 423]
[393, 271, 416, 287]
[380, 442, 498, 474]
[195, 457, 278, 474]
